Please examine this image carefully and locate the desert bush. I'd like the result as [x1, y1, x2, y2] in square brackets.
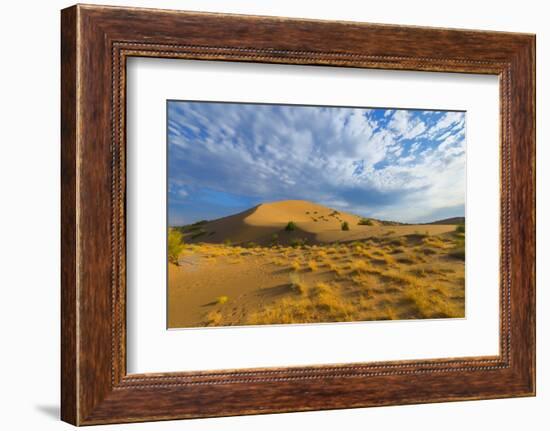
[455, 224, 466, 234]
[290, 260, 301, 271]
[285, 221, 297, 231]
[289, 273, 307, 294]
[167, 229, 185, 265]
[351, 259, 369, 273]
[358, 218, 373, 226]
[408, 268, 426, 278]
[223, 238, 232, 246]
[421, 247, 438, 255]
[423, 236, 447, 249]
[205, 310, 223, 326]
[316, 249, 328, 259]
[307, 260, 319, 271]
[290, 238, 306, 248]
[216, 295, 229, 305]
[341, 221, 350, 231]
[386, 237, 405, 247]
[384, 307, 398, 320]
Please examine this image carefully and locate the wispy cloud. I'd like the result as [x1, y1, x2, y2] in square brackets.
[168, 102, 465, 224]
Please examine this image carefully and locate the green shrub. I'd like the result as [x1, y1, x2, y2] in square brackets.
[167, 229, 185, 265]
[455, 224, 465, 234]
[358, 218, 373, 226]
[341, 221, 350, 231]
[285, 221, 297, 231]
[223, 238, 232, 246]
[290, 238, 306, 248]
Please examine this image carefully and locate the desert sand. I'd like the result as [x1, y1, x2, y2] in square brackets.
[168, 200, 465, 328]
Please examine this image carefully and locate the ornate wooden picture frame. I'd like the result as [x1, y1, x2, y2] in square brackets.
[61, 4, 535, 425]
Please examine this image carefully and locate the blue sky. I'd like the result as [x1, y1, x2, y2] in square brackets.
[167, 101, 466, 225]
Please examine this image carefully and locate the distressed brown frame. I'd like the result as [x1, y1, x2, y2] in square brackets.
[61, 4, 536, 426]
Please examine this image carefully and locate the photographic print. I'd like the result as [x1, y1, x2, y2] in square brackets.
[167, 101, 466, 329]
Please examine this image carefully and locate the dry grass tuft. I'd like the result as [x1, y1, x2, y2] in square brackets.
[351, 259, 369, 273]
[307, 260, 319, 272]
[421, 246, 438, 256]
[205, 310, 223, 326]
[216, 295, 229, 305]
[290, 260, 301, 272]
[289, 273, 307, 294]
[384, 306, 398, 320]
[422, 236, 447, 249]
[371, 253, 395, 265]
[174, 232, 465, 327]
[316, 250, 328, 259]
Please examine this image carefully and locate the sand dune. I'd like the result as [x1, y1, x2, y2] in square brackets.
[177, 200, 457, 246]
[169, 199, 465, 328]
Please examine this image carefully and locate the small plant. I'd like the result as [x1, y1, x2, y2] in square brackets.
[384, 307, 398, 320]
[455, 224, 466, 234]
[290, 260, 301, 271]
[358, 218, 373, 226]
[205, 310, 223, 326]
[223, 238, 232, 246]
[289, 273, 307, 294]
[371, 253, 395, 265]
[290, 238, 305, 248]
[216, 295, 229, 305]
[341, 221, 350, 231]
[351, 259, 369, 273]
[307, 260, 318, 271]
[271, 233, 279, 242]
[285, 221, 297, 231]
[167, 229, 185, 265]
[316, 250, 328, 259]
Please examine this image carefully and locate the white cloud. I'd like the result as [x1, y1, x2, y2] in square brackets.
[427, 111, 464, 138]
[387, 110, 427, 139]
[168, 103, 466, 223]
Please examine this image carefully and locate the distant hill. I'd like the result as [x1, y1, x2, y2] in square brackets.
[174, 200, 460, 246]
[424, 217, 465, 225]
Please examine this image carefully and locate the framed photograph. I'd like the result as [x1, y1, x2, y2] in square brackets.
[61, 4, 535, 425]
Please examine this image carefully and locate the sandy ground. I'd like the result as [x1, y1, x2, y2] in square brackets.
[168, 227, 465, 328]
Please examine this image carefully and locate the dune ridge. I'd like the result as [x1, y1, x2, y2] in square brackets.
[176, 199, 459, 246]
